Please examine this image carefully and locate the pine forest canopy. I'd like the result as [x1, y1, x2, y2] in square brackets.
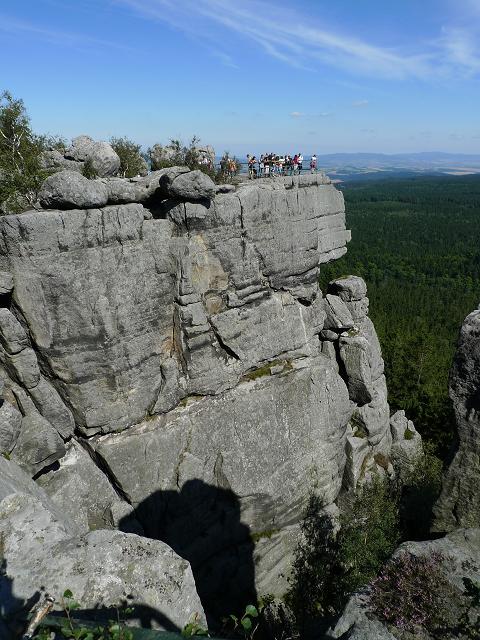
[321, 174, 480, 455]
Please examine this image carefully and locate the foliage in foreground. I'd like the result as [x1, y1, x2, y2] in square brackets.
[370, 551, 455, 634]
[398, 444, 443, 540]
[370, 553, 480, 639]
[33, 590, 134, 640]
[34, 592, 266, 640]
[337, 477, 400, 596]
[285, 477, 400, 626]
[285, 449, 443, 632]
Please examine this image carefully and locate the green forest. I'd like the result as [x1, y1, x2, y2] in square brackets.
[320, 174, 480, 456]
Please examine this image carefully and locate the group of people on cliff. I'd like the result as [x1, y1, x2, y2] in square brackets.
[246, 153, 317, 178]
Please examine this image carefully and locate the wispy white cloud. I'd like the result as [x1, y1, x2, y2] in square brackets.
[115, 0, 480, 79]
[209, 49, 239, 69]
[0, 14, 133, 52]
[290, 111, 333, 119]
[352, 100, 369, 107]
[440, 27, 480, 75]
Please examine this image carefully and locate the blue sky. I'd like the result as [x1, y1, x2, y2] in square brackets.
[1, 0, 480, 155]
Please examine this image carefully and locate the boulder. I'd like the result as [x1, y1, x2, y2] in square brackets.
[329, 276, 367, 302]
[0, 491, 205, 632]
[36, 439, 135, 533]
[195, 145, 216, 167]
[66, 135, 95, 161]
[149, 142, 179, 169]
[135, 166, 190, 202]
[0, 309, 29, 354]
[1, 347, 40, 389]
[0, 271, 13, 296]
[339, 335, 373, 404]
[0, 402, 22, 454]
[11, 412, 66, 476]
[40, 149, 84, 173]
[105, 177, 140, 204]
[343, 429, 372, 490]
[88, 141, 121, 177]
[48, 136, 121, 177]
[168, 170, 216, 201]
[39, 170, 108, 209]
[28, 376, 75, 439]
[0, 455, 71, 513]
[355, 375, 391, 452]
[324, 294, 355, 330]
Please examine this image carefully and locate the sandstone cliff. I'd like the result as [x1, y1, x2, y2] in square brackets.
[0, 169, 411, 628]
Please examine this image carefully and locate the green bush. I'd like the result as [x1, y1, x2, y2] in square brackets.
[0, 90, 51, 213]
[286, 478, 400, 631]
[148, 137, 239, 185]
[285, 495, 340, 623]
[34, 590, 134, 640]
[336, 477, 400, 597]
[369, 551, 458, 635]
[110, 136, 146, 178]
[82, 157, 98, 179]
[397, 446, 443, 540]
[148, 137, 206, 171]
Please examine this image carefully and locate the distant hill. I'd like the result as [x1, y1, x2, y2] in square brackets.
[314, 152, 480, 182]
[317, 151, 480, 169]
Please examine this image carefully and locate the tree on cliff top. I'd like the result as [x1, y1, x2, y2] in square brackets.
[0, 91, 51, 214]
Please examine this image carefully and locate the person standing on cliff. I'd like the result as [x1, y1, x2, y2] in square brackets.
[247, 154, 255, 179]
[310, 154, 317, 173]
[298, 153, 304, 173]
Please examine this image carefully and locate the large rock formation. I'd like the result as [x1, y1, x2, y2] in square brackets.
[434, 306, 480, 531]
[0, 170, 405, 625]
[0, 456, 204, 636]
[41, 135, 121, 177]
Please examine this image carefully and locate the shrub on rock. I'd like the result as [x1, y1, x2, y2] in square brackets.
[0, 91, 52, 213]
[110, 136, 148, 178]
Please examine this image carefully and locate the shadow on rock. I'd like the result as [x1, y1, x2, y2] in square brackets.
[0, 557, 41, 638]
[119, 479, 256, 629]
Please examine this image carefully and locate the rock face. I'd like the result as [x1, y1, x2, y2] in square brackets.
[434, 307, 480, 531]
[0, 456, 204, 635]
[328, 528, 480, 639]
[0, 172, 405, 623]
